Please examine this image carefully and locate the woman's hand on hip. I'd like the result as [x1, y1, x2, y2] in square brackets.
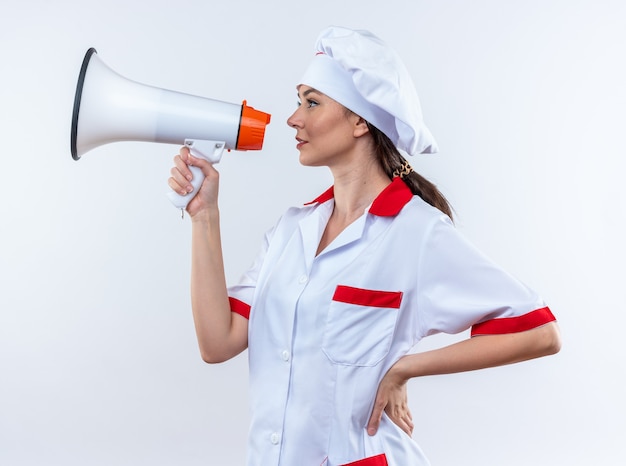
[367, 358, 414, 437]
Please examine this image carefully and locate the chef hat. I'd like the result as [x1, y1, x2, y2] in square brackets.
[299, 26, 438, 155]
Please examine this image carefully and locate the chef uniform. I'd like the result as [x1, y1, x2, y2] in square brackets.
[226, 27, 556, 466]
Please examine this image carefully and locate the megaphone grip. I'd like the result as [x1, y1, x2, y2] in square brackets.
[166, 139, 226, 210]
[166, 165, 205, 209]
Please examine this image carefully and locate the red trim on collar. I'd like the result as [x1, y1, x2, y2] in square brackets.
[369, 177, 413, 216]
[304, 178, 413, 217]
[304, 186, 335, 206]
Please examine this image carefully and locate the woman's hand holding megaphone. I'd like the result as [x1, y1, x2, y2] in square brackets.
[70, 49, 270, 215]
[168, 146, 220, 219]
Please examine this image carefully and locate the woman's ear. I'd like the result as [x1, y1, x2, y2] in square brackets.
[353, 116, 370, 138]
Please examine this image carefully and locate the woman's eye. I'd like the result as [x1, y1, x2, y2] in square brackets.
[296, 99, 319, 108]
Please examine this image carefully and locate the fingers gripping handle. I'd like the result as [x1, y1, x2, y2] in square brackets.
[168, 164, 205, 210]
[167, 139, 226, 210]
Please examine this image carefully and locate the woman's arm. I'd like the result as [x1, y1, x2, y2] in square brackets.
[189, 209, 249, 363]
[169, 147, 248, 363]
[367, 321, 561, 435]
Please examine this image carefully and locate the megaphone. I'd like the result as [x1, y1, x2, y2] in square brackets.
[71, 48, 271, 209]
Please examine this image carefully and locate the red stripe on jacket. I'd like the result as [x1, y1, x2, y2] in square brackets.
[333, 285, 403, 309]
[229, 297, 251, 320]
[341, 453, 388, 466]
[471, 307, 556, 336]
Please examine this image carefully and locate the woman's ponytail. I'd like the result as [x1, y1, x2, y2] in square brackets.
[368, 122, 454, 221]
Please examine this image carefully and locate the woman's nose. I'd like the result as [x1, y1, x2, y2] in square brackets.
[287, 108, 301, 128]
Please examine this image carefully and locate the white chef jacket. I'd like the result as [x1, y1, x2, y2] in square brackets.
[227, 178, 556, 466]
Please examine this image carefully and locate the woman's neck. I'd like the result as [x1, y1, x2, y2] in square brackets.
[315, 166, 389, 257]
[330, 162, 391, 222]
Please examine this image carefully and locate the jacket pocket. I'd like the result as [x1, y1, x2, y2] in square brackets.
[322, 285, 402, 367]
[340, 453, 389, 466]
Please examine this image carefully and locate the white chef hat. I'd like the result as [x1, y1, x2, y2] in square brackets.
[299, 26, 438, 155]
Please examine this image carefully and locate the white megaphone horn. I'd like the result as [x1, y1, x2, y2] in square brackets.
[71, 48, 271, 210]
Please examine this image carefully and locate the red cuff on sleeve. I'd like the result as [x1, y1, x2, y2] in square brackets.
[471, 307, 556, 336]
[229, 297, 251, 320]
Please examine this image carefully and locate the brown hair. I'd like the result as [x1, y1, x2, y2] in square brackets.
[367, 122, 454, 221]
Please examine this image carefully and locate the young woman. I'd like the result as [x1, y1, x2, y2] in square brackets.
[168, 26, 561, 466]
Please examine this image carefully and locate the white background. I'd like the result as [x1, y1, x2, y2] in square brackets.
[1, 1, 624, 465]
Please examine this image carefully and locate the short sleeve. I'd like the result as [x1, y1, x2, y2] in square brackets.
[416, 216, 555, 338]
[226, 225, 274, 319]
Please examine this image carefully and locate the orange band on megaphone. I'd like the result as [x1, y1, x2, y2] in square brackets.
[236, 101, 271, 150]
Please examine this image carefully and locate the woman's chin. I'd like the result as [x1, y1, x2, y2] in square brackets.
[299, 152, 327, 168]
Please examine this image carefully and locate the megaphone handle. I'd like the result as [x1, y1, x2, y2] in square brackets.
[167, 165, 205, 210]
[166, 140, 226, 210]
